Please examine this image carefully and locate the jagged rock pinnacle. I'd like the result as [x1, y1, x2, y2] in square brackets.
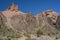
[8, 3, 18, 12]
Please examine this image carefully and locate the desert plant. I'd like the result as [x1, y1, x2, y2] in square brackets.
[56, 34, 60, 39]
[36, 29, 43, 37]
[24, 33, 31, 38]
[8, 33, 22, 38]
[25, 38, 36, 40]
[48, 32, 51, 36]
[0, 38, 7, 40]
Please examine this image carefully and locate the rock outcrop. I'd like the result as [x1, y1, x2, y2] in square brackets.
[56, 15, 60, 30]
[42, 10, 59, 25]
[8, 3, 18, 12]
[0, 3, 60, 40]
[0, 12, 7, 26]
[2, 4, 59, 35]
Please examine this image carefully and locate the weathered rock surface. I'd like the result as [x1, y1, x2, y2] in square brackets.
[0, 12, 7, 26]
[56, 15, 60, 30]
[0, 3, 60, 40]
[37, 36, 55, 40]
[2, 3, 59, 35]
[17, 35, 56, 40]
[8, 3, 18, 12]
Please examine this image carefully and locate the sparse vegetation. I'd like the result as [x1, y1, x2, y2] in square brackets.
[55, 34, 60, 39]
[0, 22, 22, 39]
[25, 38, 36, 40]
[36, 29, 43, 37]
[24, 33, 31, 38]
[48, 32, 51, 36]
[0, 37, 7, 40]
[9, 33, 22, 38]
[56, 36, 59, 39]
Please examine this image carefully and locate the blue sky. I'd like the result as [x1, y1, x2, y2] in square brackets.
[0, 0, 60, 15]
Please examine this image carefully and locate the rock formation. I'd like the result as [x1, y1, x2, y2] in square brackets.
[8, 3, 18, 12]
[56, 15, 60, 30]
[0, 12, 7, 26]
[2, 3, 59, 34]
[0, 3, 60, 40]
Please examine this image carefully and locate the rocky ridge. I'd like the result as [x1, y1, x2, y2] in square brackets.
[0, 3, 60, 40]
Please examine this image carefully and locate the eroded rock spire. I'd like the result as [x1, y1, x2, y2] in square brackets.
[8, 3, 18, 12]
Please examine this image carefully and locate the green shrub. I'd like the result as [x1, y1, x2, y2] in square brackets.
[36, 29, 43, 37]
[48, 32, 51, 36]
[9, 33, 22, 38]
[0, 38, 6, 40]
[24, 33, 31, 38]
[0, 38, 3, 40]
[56, 34, 60, 39]
[0, 21, 22, 38]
